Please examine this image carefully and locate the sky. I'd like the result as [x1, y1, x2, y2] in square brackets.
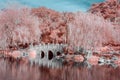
[0, 0, 104, 12]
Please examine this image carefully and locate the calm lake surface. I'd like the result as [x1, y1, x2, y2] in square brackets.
[0, 57, 120, 80]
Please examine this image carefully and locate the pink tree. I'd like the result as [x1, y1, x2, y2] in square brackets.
[32, 7, 74, 44]
[0, 7, 41, 49]
[67, 12, 120, 51]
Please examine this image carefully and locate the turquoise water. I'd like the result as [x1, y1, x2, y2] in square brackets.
[0, 0, 104, 12]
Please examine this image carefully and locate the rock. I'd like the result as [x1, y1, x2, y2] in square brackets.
[98, 57, 106, 64]
[87, 56, 100, 65]
[73, 55, 84, 62]
[28, 50, 37, 59]
[11, 50, 21, 59]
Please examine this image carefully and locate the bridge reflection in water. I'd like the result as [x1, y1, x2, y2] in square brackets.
[0, 56, 120, 80]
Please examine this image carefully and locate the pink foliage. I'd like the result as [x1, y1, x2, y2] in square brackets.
[32, 7, 74, 44]
[0, 7, 41, 49]
[67, 12, 119, 51]
[88, 0, 120, 51]
[89, 0, 120, 24]
[32, 7, 120, 52]
[0, 6, 119, 52]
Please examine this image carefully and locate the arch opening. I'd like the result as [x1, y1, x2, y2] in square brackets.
[56, 51, 61, 56]
[48, 50, 53, 60]
[41, 51, 45, 58]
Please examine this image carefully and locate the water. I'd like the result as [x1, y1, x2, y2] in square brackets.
[0, 0, 104, 12]
[0, 57, 120, 80]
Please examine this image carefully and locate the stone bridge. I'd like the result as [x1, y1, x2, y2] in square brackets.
[19, 44, 66, 67]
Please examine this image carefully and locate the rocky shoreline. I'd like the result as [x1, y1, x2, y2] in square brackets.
[0, 45, 120, 68]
